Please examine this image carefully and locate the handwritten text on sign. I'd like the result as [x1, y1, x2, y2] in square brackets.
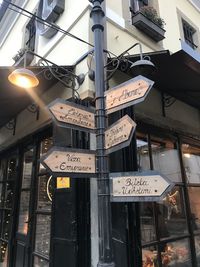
[48, 99, 95, 131]
[105, 75, 154, 114]
[105, 115, 136, 153]
[112, 174, 171, 198]
[42, 148, 96, 174]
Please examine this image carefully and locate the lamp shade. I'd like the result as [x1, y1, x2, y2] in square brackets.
[130, 59, 156, 77]
[8, 68, 39, 88]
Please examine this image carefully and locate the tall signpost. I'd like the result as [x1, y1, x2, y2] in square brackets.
[40, 1, 174, 266]
[90, 1, 115, 266]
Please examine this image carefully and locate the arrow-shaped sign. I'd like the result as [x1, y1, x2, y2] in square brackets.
[105, 75, 154, 114]
[48, 98, 95, 132]
[41, 147, 96, 178]
[105, 115, 136, 154]
[110, 171, 174, 202]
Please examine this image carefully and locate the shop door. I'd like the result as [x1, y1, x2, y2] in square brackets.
[14, 147, 34, 267]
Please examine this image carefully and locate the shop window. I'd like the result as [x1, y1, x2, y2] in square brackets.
[0, 241, 8, 266]
[0, 154, 17, 266]
[194, 235, 200, 265]
[182, 144, 200, 183]
[159, 186, 188, 239]
[182, 20, 198, 49]
[151, 136, 182, 183]
[188, 187, 200, 232]
[142, 238, 192, 266]
[0, 160, 6, 181]
[142, 245, 158, 267]
[39, 137, 53, 172]
[160, 238, 192, 266]
[34, 256, 49, 267]
[137, 133, 150, 171]
[37, 175, 53, 211]
[35, 214, 51, 256]
[140, 202, 157, 244]
[17, 148, 33, 235]
[34, 136, 54, 265]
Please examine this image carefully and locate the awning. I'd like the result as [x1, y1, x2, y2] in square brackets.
[0, 65, 74, 128]
[126, 41, 200, 109]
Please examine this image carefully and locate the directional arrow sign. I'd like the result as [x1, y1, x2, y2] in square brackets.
[110, 171, 174, 202]
[48, 98, 95, 132]
[105, 75, 154, 114]
[105, 115, 136, 154]
[41, 147, 96, 178]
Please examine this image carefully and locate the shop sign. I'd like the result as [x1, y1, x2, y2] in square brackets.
[110, 171, 174, 202]
[105, 75, 154, 114]
[57, 177, 70, 189]
[41, 147, 96, 178]
[48, 99, 95, 132]
[36, 0, 65, 38]
[105, 115, 136, 154]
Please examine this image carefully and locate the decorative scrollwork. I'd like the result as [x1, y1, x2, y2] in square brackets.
[163, 93, 177, 107]
[5, 119, 16, 130]
[27, 103, 39, 113]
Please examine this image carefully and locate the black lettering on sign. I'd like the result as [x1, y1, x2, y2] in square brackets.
[36, 0, 65, 38]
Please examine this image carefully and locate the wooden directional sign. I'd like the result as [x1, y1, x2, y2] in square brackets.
[105, 115, 136, 154]
[41, 147, 96, 178]
[48, 98, 95, 132]
[110, 171, 174, 202]
[105, 75, 154, 114]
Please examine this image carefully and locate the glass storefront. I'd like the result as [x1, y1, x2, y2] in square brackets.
[0, 155, 17, 267]
[137, 131, 200, 267]
[33, 136, 53, 267]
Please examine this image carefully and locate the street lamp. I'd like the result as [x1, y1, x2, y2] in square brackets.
[7, 49, 85, 97]
[8, 68, 39, 88]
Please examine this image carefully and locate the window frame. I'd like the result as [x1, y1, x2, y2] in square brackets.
[0, 0, 28, 48]
[136, 126, 200, 266]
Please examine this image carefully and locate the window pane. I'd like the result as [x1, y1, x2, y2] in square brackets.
[40, 137, 53, 156]
[182, 144, 200, 183]
[0, 183, 4, 207]
[2, 210, 12, 240]
[4, 182, 14, 209]
[159, 186, 188, 239]
[34, 256, 49, 267]
[17, 191, 31, 235]
[151, 136, 182, 182]
[0, 160, 6, 181]
[137, 133, 150, 171]
[22, 149, 33, 189]
[7, 156, 17, 180]
[35, 215, 51, 256]
[0, 241, 8, 267]
[142, 245, 158, 267]
[39, 137, 53, 171]
[37, 175, 53, 211]
[140, 202, 156, 244]
[195, 235, 200, 265]
[188, 187, 200, 232]
[160, 238, 192, 266]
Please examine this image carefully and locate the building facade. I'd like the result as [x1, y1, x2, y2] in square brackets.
[0, 0, 199, 267]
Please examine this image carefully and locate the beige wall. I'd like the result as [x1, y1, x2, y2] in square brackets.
[0, 0, 200, 149]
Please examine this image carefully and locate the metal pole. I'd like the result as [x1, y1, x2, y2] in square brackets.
[90, 1, 115, 266]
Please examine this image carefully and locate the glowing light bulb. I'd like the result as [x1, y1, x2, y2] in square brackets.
[16, 75, 33, 89]
[184, 153, 191, 158]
